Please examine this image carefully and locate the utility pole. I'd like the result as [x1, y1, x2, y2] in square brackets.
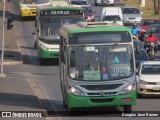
[0, 0, 6, 77]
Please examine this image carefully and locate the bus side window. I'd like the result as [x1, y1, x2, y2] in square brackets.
[60, 36, 65, 62]
[60, 36, 66, 63]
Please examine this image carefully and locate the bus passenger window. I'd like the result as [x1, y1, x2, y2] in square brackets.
[69, 50, 78, 78]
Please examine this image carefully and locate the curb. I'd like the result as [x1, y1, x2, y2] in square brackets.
[0, 49, 23, 65]
[1, 61, 22, 65]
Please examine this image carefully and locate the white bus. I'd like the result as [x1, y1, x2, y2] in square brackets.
[32, 4, 85, 64]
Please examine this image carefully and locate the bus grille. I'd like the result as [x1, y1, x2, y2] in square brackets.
[90, 98, 113, 103]
[87, 92, 117, 96]
[80, 84, 122, 90]
[147, 82, 157, 85]
[147, 89, 160, 92]
[31, 12, 36, 14]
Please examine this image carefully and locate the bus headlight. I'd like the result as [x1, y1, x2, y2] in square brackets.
[119, 83, 135, 94]
[68, 86, 84, 96]
[40, 44, 49, 51]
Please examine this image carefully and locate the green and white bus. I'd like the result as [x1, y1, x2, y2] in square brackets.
[59, 22, 137, 112]
[33, 3, 84, 64]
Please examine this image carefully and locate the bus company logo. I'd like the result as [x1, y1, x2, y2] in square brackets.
[99, 91, 105, 96]
[2, 112, 11, 117]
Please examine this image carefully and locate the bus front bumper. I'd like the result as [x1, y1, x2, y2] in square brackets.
[38, 47, 59, 59]
[67, 90, 136, 109]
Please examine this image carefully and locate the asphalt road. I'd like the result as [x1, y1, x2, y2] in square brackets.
[6, 0, 160, 120]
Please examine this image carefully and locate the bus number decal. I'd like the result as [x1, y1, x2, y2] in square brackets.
[112, 67, 130, 76]
[84, 47, 95, 51]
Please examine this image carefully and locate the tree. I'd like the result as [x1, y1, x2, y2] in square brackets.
[153, 0, 160, 15]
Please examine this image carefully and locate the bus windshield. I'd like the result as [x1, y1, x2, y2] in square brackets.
[40, 16, 84, 41]
[21, 0, 50, 4]
[102, 15, 121, 21]
[68, 44, 134, 81]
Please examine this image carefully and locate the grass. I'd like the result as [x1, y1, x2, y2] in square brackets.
[121, 0, 160, 18]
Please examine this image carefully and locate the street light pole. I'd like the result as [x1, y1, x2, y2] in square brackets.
[0, 0, 6, 77]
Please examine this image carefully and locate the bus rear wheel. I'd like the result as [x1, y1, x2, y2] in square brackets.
[124, 105, 132, 113]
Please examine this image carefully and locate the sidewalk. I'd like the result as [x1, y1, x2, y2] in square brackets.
[0, 1, 48, 118]
[0, 0, 22, 66]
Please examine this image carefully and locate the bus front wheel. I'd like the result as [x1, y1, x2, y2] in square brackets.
[124, 105, 132, 113]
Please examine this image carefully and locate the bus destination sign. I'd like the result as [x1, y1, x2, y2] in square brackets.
[40, 10, 83, 16]
[69, 31, 132, 44]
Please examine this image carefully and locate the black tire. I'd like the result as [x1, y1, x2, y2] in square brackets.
[34, 42, 37, 49]
[124, 105, 132, 113]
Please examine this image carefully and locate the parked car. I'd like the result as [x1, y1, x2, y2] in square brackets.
[136, 61, 160, 98]
[68, 0, 89, 5]
[100, 7, 123, 25]
[81, 5, 96, 20]
[134, 40, 149, 68]
[95, 0, 114, 6]
[122, 7, 143, 26]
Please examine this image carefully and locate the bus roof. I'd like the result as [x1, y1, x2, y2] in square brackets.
[59, 22, 131, 38]
[36, 4, 83, 11]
